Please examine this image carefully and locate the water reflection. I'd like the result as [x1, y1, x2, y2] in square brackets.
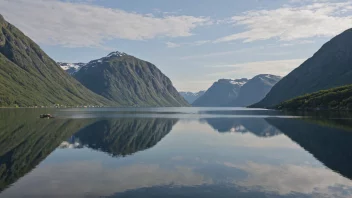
[0, 109, 93, 192]
[204, 118, 281, 137]
[1, 109, 352, 197]
[62, 118, 178, 157]
[267, 118, 352, 180]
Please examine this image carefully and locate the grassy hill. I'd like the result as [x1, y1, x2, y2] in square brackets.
[276, 84, 352, 110]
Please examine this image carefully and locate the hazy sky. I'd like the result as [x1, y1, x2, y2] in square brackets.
[1, 0, 351, 91]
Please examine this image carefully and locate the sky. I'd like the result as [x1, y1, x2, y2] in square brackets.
[0, 0, 352, 92]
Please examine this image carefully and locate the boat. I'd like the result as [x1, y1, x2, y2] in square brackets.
[40, 114, 54, 119]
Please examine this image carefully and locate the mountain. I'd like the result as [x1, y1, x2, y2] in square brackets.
[252, 28, 352, 108]
[192, 78, 248, 107]
[231, 74, 281, 107]
[58, 62, 86, 75]
[0, 15, 112, 107]
[179, 91, 205, 104]
[276, 84, 352, 110]
[73, 51, 189, 107]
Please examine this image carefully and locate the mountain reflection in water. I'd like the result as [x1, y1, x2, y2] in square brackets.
[61, 118, 178, 157]
[1, 108, 352, 197]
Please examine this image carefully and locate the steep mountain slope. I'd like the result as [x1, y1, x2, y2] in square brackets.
[253, 28, 352, 108]
[74, 52, 189, 107]
[58, 62, 85, 75]
[0, 15, 112, 107]
[192, 78, 248, 107]
[276, 84, 352, 110]
[179, 91, 205, 104]
[231, 74, 281, 107]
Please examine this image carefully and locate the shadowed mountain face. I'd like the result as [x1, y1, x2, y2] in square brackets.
[266, 118, 352, 180]
[204, 118, 281, 137]
[0, 109, 94, 192]
[68, 118, 178, 157]
[254, 28, 352, 108]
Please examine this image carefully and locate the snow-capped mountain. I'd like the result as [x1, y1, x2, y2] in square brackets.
[179, 91, 205, 104]
[85, 51, 128, 66]
[107, 51, 127, 57]
[231, 74, 282, 107]
[193, 78, 248, 107]
[58, 52, 128, 74]
[58, 62, 86, 75]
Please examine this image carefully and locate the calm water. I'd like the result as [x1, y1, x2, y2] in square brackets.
[1, 108, 352, 198]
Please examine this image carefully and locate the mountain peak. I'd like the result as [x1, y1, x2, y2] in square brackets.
[253, 74, 281, 81]
[106, 51, 127, 58]
[218, 78, 248, 86]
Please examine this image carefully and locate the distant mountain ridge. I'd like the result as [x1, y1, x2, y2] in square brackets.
[0, 14, 112, 107]
[253, 28, 352, 108]
[73, 51, 189, 107]
[192, 78, 248, 107]
[231, 74, 281, 107]
[192, 74, 280, 107]
[179, 91, 205, 104]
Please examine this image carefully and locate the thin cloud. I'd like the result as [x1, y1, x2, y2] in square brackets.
[215, 2, 352, 43]
[0, 0, 209, 48]
[165, 40, 211, 48]
[207, 59, 306, 78]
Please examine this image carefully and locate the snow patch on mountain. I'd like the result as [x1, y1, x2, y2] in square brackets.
[58, 62, 86, 75]
[218, 78, 248, 87]
[229, 80, 247, 86]
[107, 51, 127, 57]
[85, 51, 128, 67]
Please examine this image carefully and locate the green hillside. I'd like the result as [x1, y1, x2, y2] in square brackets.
[0, 14, 113, 107]
[276, 84, 352, 110]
